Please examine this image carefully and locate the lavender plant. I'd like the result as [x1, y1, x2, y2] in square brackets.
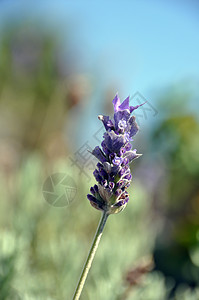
[72, 94, 144, 300]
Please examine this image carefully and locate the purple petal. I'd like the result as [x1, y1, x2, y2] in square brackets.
[110, 164, 121, 175]
[124, 197, 129, 204]
[98, 115, 114, 131]
[118, 167, 126, 177]
[99, 168, 108, 179]
[125, 142, 132, 151]
[114, 200, 124, 207]
[112, 156, 123, 166]
[130, 102, 145, 113]
[124, 173, 132, 181]
[109, 153, 116, 161]
[124, 149, 142, 162]
[128, 116, 139, 137]
[97, 162, 103, 169]
[112, 93, 121, 112]
[109, 182, 115, 190]
[87, 194, 104, 210]
[114, 110, 130, 131]
[104, 131, 126, 153]
[123, 165, 130, 173]
[117, 179, 127, 188]
[118, 96, 130, 111]
[93, 169, 103, 182]
[101, 179, 108, 187]
[124, 132, 133, 142]
[103, 162, 112, 173]
[118, 119, 127, 132]
[87, 194, 97, 202]
[101, 140, 110, 156]
[115, 188, 122, 197]
[94, 184, 99, 193]
[119, 147, 126, 156]
[90, 187, 95, 195]
[92, 146, 107, 163]
[122, 157, 129, 165]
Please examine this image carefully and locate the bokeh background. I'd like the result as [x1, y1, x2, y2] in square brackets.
[0, 1, 199, 299]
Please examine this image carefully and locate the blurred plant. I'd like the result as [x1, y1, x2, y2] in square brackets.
[147, 91, 199, 297]
[119, 256, 154, 300]
[0, 21, 90, 156]
[0, 232, 17, 300]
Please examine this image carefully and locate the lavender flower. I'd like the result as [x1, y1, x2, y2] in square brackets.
[73, 94, 144, 300]
[87, 94, 144, 214]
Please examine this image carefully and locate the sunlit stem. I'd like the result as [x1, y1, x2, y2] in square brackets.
[72, 210, 109, 300]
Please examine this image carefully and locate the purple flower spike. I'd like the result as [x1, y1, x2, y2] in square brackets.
[112, 93, 121, 112]
[88, 93, 144, 214]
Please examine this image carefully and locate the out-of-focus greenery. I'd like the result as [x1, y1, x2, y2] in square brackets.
[145, 89, 199, 298]
[0, 155, 199, 300]
[0, 22, 199, 300]
[0, 154, 160, 300]
[0, 22, 89, 154]
[154, 126, 199, 288]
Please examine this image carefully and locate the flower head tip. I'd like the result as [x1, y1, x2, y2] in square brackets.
[87, 94, 144, 214]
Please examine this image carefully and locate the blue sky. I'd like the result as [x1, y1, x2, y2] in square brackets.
[0, 0, 199, 95]
[0, 0, 199, 146]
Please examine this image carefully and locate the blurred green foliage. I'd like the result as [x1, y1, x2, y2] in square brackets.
[0, 154, 158, 299]
[0, 154, 198, 300]
[0, 22, 88, 154]
[149, 93, 199, 298]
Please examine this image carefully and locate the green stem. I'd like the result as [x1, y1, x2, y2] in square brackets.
[72, 210, 109, 300]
